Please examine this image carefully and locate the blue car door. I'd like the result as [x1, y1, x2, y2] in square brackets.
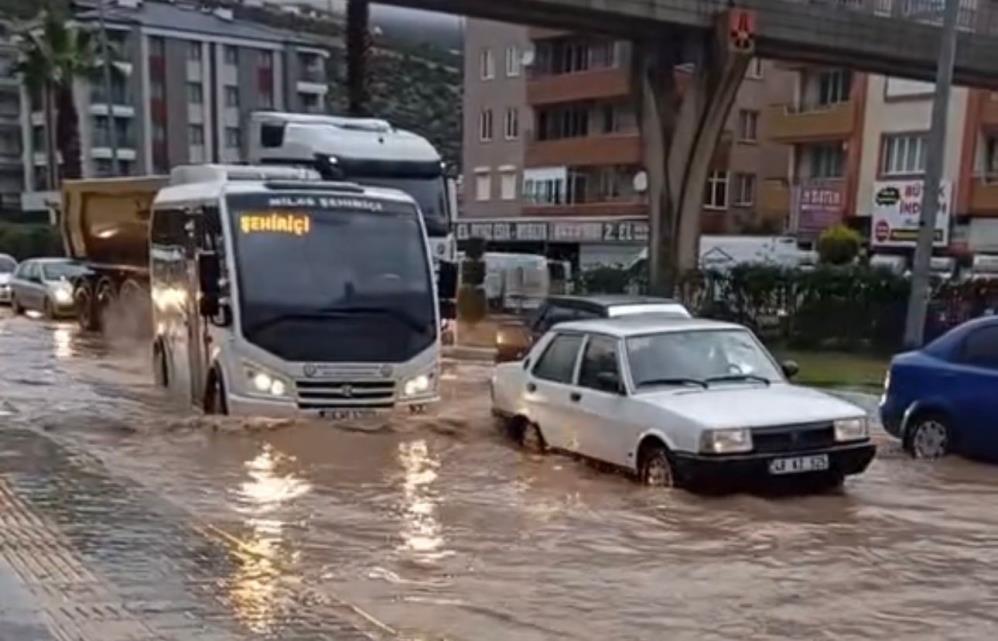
[950, 325, 998, 458]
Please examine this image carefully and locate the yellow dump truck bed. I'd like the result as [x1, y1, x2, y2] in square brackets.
[60, 176, 169, 270]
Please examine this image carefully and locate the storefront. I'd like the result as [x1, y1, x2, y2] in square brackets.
[455, 217, 650, 269]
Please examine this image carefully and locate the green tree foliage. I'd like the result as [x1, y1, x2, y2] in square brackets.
[817, 224, 863, 265]
[16, 13, 103, 182]
[0, 222, 63, 260]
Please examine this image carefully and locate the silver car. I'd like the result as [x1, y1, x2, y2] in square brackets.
[10, 258, 86, 319]
[0, 253, 16, 304]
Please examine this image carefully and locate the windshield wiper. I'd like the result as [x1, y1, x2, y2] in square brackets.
[318, 306, 430, 334]
[637, 377, 709, 389]
[705, 374, 772, 386]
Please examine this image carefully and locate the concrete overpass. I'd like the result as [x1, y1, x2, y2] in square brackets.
[391, 0, 998, 88]
[378, 0, 998, 290]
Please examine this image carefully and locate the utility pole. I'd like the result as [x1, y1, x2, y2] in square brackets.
[903, 0, 960, 348]
[97, 0, 120, 176]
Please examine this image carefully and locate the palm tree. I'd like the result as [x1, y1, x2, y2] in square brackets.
[15, 27, 59, 189]
[346, 0, 370, 116]
[16, 13, 101, 184]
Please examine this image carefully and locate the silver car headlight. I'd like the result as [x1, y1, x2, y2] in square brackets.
[700, 428, 753, 454]
[243, 362, 291, 399]
[834, 418, 868, 442]
[402, 372, 436, 398]
[52, 285, 73, 304]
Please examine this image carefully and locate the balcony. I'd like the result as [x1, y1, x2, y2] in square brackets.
[527, 133, 641, 167]
[766, 102, 856, 143]
[527, 67, 631, 106]
[968, 178, 998, 216]
[299, 66, 325, 84]
[522, 200, 647, 218]
[0, 192, 21, 211]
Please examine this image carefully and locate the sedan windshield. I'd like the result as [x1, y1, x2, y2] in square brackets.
[42, 262, 88, 281]
[626, 329, 782, 389]
[0, 256, 15, 273]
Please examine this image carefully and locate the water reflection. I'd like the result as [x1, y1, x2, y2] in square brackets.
[53, 327, 72, 360]
[397, 439, 451, 562]
[227, 445, 311, 632]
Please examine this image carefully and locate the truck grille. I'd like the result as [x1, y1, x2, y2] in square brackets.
[752, 422, 837, 454]
[296, 380, 396, 410]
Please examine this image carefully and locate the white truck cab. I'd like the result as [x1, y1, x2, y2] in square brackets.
[247, 112, 458, 312]
[150, 164, 440, 417]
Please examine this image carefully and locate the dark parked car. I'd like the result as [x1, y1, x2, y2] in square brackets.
[495, 295, 691, 363]
[0, 253, 16, 305]
[880, 316, 998, 459]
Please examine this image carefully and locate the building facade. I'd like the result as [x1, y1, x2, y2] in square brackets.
[0, 19, 23, 216]
[460, 20, 794, 268]
[21, 0, 330, 212]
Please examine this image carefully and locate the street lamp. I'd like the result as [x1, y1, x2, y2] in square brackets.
[903, 0, 961, 348]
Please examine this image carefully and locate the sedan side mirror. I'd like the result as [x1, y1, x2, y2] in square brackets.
[781, 360, 800, 380]
[597, 371, 624, 395]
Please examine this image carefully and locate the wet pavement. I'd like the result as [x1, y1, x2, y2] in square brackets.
[3, 309, 998, 640]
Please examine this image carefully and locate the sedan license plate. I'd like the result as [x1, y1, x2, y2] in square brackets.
[319, 409, 378, 421]
[768, 454, 829, 476]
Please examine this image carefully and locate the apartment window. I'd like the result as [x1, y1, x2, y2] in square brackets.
[524, 177, 564, 205]
[746, 58, 764, 79]
[224, 45, 238, 65]
[808, 143, 845, 179]
[738, 110, 759, 142]
[152, 122, 166, 142]
[187, 82, 203, 104]
[259, 50, 273, 68]
[95, 159, 112, 177]
[505, 46, 521, 77]
[150, 80, 164, 100]
[734, 173, 756, 206]
[475, 172, 492, 202]
[188, 42, 202, 62]
[984, 137, 998, 176]
[882, 133, 927, 176]
[189, 125, 204, 146]
[259, 90, 274, 109]
[225, 127, 241, 149]
[480, 48, 495, 80]
[149, 36, 165, 58]
[479, 109, 493, 142]
[537, 104, 589, 140]
[504, 107, 519, 140]
[817, 69, 851, 106]
[501, 171, 517, 201]
[704, 171, 729, 210]
[225, 86, 239, 108]
[299, 92, 320, 113]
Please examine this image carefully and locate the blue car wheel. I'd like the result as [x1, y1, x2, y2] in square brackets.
[905, 414, 951, 459]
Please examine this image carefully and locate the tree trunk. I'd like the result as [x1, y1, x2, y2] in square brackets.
[43, 83, 59, 190]
[56, 83, 82, 180]
[346, 0, 370, 117]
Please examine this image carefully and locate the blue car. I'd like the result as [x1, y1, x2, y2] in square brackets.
[881, 316, 998, 459]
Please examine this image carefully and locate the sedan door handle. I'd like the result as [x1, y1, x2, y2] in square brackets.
[526, 382, 537, 393]
[570, 392, 582, 403]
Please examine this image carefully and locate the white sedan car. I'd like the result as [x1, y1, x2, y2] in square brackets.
[491, 316, 876, 488]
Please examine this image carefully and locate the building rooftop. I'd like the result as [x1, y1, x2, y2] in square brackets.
[73, 0, 328, 47]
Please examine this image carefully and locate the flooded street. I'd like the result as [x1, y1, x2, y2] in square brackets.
[3, 309, 998, 640]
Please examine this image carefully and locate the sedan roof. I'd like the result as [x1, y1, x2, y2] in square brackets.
[553, 315, 742, 338]
[547, 295, 682, 309]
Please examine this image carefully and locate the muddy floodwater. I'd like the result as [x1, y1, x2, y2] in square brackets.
[3, 309, 998, 641]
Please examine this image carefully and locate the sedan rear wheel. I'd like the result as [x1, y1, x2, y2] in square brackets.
[640, 445, 675, 488]
[906, 415, 951, 459]
[10, 295, 22, 315]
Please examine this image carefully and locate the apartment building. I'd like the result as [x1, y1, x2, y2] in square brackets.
[21, 0, 330, 212]
[460, 21, 794, 268]
[770, 65, 998, 261]
[0, 19, 23, 217]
